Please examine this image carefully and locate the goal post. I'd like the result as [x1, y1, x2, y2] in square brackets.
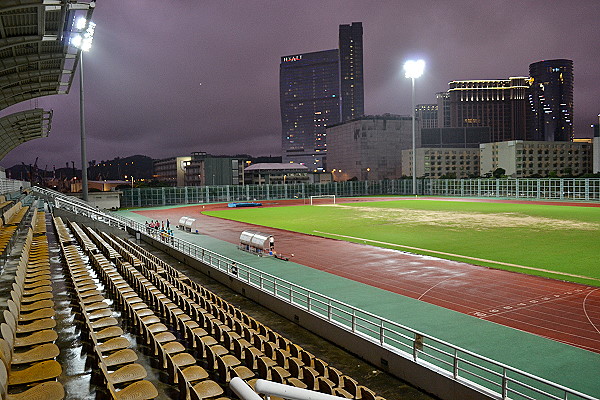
[309, 195, 336, 205]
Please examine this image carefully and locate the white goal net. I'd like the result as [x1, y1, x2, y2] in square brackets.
[309, 195, 336, 205]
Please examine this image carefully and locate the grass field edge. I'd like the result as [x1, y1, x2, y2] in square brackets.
[310, 229, 600, 287]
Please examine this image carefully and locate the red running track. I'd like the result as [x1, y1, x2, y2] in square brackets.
[134, 198, 600, 353]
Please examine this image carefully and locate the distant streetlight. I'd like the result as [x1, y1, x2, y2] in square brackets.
[404, 59, 425, 195]
[71, 17, 96, 202]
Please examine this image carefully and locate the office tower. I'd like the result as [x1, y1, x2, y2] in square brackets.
[338, 22, 364, 122]
[447, 77, 528, 142]
[527, 59, 574, 141]
[280, 22, 365, 170]
[280, 50, 340, 170]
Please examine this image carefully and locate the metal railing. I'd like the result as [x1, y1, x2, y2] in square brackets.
[0, 177, 30, 195]
[33, 186, 596, 400]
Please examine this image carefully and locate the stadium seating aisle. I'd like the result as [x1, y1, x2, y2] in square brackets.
[0, 209, 64, 399]
[54, 217, 159, 400]
[62, 219, 229, 400]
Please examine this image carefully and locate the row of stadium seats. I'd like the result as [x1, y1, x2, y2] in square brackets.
[0, 209, 64, 399]
[0, 201, 28, 258]
[48, 211, 386, 400]
[0, 195, 11, 215]
[63, 219, 232, 400]
[105, 231, 385, 400]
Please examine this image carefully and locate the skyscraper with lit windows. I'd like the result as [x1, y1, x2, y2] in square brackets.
[280, 50, 339, 170]
[338, 22, 364, 122]
[447, 77, 528, 142]
[527, 59, 573, 141]
[280, 22, 364, 170]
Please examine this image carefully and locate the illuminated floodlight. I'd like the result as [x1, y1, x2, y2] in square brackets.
[71, 19, 96, 52]
[75, 17, 87, 30]
[70, 34, 83, 48]
[404, 59, 425, 79]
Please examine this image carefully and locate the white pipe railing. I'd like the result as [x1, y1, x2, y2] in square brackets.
[230, 377, 264, 400]
[254, 379, 344, 400]
[34, 186, 597, 400]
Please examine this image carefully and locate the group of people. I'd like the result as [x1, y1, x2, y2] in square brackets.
[145, 219, 174, 243]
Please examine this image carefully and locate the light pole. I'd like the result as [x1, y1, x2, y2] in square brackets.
[404, 59, 425, 195]
[71, 17, 96, 202]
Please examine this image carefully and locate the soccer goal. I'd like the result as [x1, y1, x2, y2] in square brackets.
[309, 194, 336, 205]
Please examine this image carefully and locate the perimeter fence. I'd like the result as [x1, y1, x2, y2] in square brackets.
[33, 186, 597, 400]
[120, 178, 600, 207]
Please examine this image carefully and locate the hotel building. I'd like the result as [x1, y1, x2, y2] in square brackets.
[448, 77, 529, 143]
[280, 22, 364, 170]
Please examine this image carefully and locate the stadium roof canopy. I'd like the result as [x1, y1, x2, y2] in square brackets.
[0, 108, 52, 160]
[0, 0, 94, 159]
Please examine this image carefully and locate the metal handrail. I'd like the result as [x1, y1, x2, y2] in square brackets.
[33, 186, 597, 400]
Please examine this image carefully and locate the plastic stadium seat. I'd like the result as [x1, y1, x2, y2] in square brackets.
[6, 359, 62, 386]
[0, 362, 64, 400]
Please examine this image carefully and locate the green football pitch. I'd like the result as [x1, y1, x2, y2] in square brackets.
[204, 199, 600, 286]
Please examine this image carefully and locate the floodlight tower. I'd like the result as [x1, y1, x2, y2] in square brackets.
[71, 17, 96, 202]
[404, 59, 425, 195]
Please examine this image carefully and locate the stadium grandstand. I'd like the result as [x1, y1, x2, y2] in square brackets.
[0, 2, 598, 400]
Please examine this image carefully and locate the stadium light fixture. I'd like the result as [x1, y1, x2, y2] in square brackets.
[71, 17, 96, 202]
[404, 59, 425, 79]
[404, 59, 425, 195]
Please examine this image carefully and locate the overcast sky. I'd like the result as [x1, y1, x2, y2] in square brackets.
[2, 0, 599, 170]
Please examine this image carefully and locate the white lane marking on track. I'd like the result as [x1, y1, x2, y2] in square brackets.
[312, 230, 600, 282]
[417, 278, 451, 300]
[472, 288, 596, 319]
[582, 288, 600, 335]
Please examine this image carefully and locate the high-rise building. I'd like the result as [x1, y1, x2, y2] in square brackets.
[436, 92, 451, 128]
[447, 77, 528, 143]
[415, 104, 438, 129]
[280, 50, 339, 170]
[338, 22, 364, 122]
[280, 22, 364, 170]
[527, 59, 574, 141]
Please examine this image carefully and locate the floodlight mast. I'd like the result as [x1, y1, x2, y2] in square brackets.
[71, 17, 96, 202]
[403, 59, 425, 195]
